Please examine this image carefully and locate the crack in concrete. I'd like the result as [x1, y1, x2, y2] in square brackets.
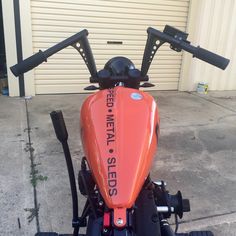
[177, 211, 236, 233]
[189, 92, 236, 113]
[179, 210, 236, 225]
[162, 122, 216, 130]
[24, 98, 40, 233]
[161, 113, 236, 130]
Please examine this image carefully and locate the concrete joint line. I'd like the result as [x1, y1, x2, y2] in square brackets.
[179, 211, 236, 231]
[189, 92, 236, 113]
[24, 98, 40, 233]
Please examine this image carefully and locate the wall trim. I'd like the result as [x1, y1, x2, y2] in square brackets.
[13, 0, 25, 96]
[2, 0, 18, 96]
[178, 0, 201, 91]
[20, 0, 35, 96]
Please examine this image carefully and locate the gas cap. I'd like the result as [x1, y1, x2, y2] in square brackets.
[130, 93, 143, 100]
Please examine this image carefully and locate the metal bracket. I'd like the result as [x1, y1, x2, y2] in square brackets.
[163, 25, 190, 52]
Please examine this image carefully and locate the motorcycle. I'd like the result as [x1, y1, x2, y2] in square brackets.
[11, 25, 229, 236]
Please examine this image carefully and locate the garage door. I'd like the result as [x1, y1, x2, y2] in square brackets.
[31, 0, 190, 94]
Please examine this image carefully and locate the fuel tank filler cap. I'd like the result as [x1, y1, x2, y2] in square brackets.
[130, 92, 143, 100]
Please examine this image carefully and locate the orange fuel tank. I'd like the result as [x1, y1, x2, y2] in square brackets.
[80, 87, 159, 215]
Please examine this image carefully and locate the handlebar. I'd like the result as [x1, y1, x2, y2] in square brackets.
[10, 29, 97, 78]
[11, 50, 47, 77]
[149, 27, 229, 70]
[192, 46, 229, 70]
[11, 25, 230, 86]
[141, 26, 229, 77]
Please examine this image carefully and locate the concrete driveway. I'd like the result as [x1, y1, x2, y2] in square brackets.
[0, 91, 236, 236]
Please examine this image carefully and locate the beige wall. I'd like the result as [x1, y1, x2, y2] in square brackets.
[180, 0, 236, 91]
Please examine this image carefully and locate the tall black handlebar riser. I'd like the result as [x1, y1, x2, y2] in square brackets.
[141, 31, 164, 77]
[72, 35, 97, 79]
[44, 29, 88, 58]
[10, 29, 98, 78]
[50, 110, 79, 236]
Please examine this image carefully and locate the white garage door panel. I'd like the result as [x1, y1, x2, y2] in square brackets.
[31, 0, 190, 94]
[32, 27, 188, 37]
[31, 15, 187, 27]
[31, 0, 189, 13]
[32, 19, 187, 30]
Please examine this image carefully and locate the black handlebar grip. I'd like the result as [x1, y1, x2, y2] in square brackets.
[50, 110, 68, 143]
[193, 46, 230, 70]
[10, 50, 47, 77]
